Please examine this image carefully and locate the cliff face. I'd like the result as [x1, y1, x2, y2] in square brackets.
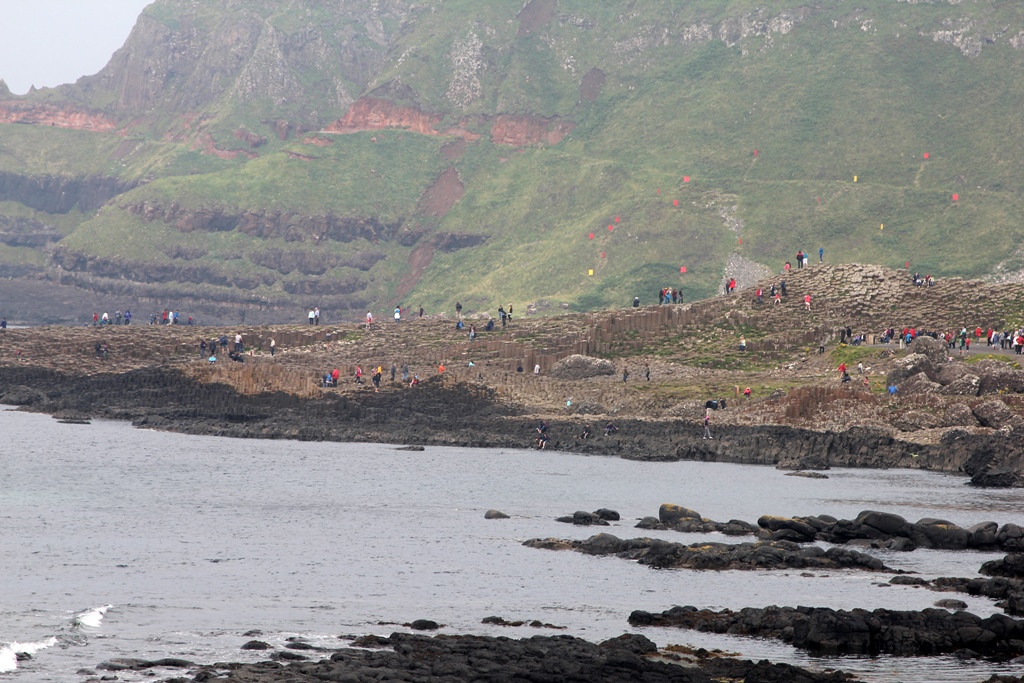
[74, 0, 415, 126]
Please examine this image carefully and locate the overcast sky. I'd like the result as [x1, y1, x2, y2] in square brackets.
[0, 0, 153, 94]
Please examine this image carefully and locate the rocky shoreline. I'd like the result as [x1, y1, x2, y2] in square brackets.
[84, 632, 864, 683]
[1, 363, 1021, 488]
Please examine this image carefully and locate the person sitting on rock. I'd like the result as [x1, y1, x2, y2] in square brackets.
[604, 422, 619, 436]
[485, 318, 495, 332]
[409, 374, 419, 387]
[578, 423, 591, 440]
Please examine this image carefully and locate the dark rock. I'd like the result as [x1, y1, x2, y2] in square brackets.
[0, 385, 48, 405]
[635, 515, 664, 530]
[785, 470, 829, 478]
[935, 599, 969, 610]
[884, 537, 917, 551]
[409, 619, 440, 630]
[973, 360, 1024, 395]
[940, 373, 981, 397]
[888, 353, 937, 386]
[526, 534, 894, 572]
[899, 373, 942, 395]
[856, 510, 911, 537]
[912, 336, 951, 366]
[757, 515, 817, 541]
[659, 503, 701, 525]
[241, 640, 272, 650]
[202, 631, 868, 682]
[395, 445, 425, 451]
[981, 554, 1024, 579]
[484, 509, 509, 519]
[973, 400, 1014, 429]
[973, 468, 1024, 488]
[910, 518, 972, 549]
[942, 401, 980, 424]
[593, 508, 620, 521]
[630, 604, 1024, 658]
[970, 521, 1000, 547]
[890, 576, 929, 586]
[598, 632, 657, 654]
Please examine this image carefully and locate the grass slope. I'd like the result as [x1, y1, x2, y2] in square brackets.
[3, 0, 1024, 320]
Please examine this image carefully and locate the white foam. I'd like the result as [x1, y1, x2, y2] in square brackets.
[73, 604, 113, 629]
[0, 637, 58, 672]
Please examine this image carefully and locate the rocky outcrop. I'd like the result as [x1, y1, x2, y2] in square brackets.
[0, 102, 117, 131]
[122, 201, 401, 242]
[629, 604, 1024, 658]
[549, 354, 615, 379]
[186, 631, 864, 683]
[637, 504, 1023, 553]
[0, 172, 134, 213]
[523, 533, 894, 572]
[325, 97, 575, 147]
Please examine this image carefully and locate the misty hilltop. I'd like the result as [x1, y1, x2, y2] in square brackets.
[2, 0, 1024, 324]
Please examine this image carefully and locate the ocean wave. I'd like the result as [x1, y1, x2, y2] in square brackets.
[0, 636, 58, 672]
[72, 604, 113, 629]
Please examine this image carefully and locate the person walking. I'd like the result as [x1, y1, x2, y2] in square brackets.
[622, 366, 629, 383]
[703, 410, 712, 440]
[819, 246, 824, 263]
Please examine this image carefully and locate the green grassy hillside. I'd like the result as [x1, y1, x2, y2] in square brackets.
[2, 0, 1024, 322]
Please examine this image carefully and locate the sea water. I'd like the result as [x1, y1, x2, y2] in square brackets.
[1, 406, 1023, 683]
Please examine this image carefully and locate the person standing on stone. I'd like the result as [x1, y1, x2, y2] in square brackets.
[644, 363, 651, 381]
[455, 301, 463, 320]
[270, 338, 276, 357]
[819, 246, 824, 263]
[703, 410, 712, 440]
[308, 308, 315, 325]
[622, 366, 629, 383]
[804, 293, 812, 310]
[314, 307, 320, 325]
